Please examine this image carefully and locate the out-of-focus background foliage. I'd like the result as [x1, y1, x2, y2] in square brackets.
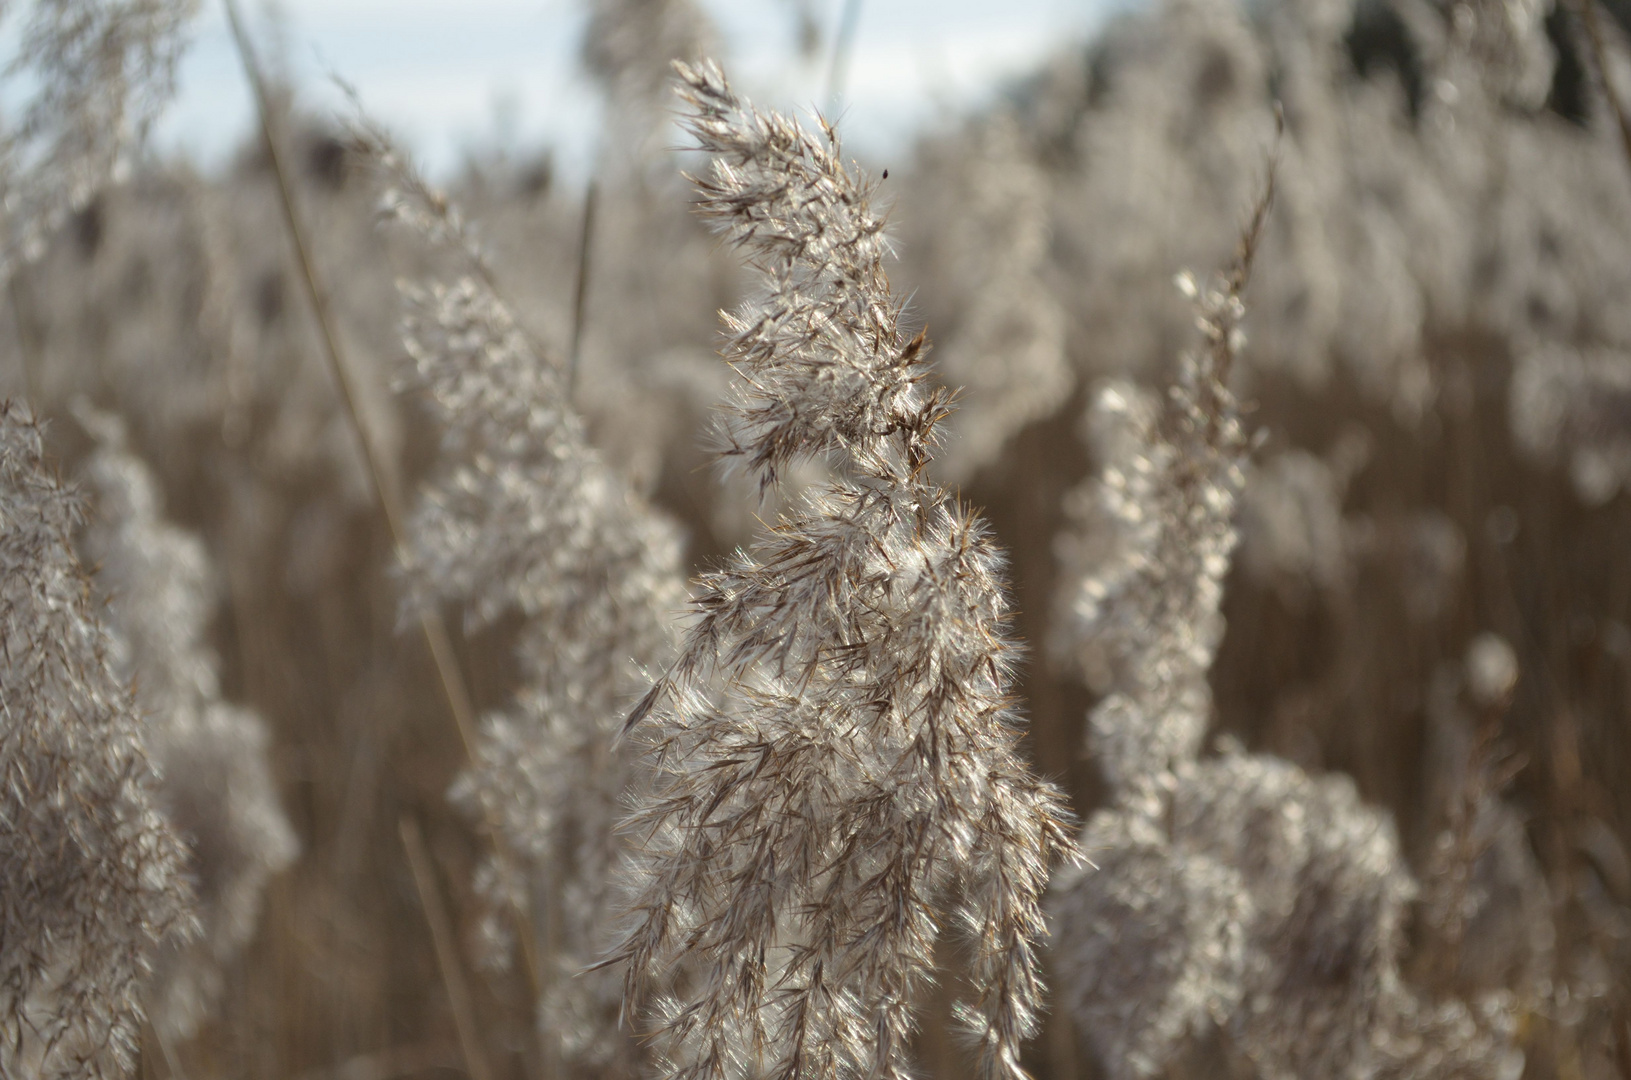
[4, 0, 1629, 1076]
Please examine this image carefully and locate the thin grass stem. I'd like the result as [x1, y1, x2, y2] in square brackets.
[568, 181, 598, 398]
[400, 817, 496, 1080]
[824, 0, 864, 114]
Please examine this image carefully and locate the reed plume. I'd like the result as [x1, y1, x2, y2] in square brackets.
[0, 0, 196, 273]
[608, 60, 1079, 1080]
[377, 139, 690, 1075]
[78, 409, 296, 1044]
[0, 400, 195, 1078]
[1049, 171, 1521, 1080]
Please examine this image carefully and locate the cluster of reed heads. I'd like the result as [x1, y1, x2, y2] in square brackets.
[0, 0, 1628, 1078]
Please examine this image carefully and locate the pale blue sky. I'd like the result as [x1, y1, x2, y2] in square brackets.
[157, 0, 1119, 179]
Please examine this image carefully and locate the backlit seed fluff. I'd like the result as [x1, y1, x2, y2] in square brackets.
[1052, 273, 1249, 790]
[0, 400, 195, 1079]
[390, 174, 688, 1071]
[1048, 195, 1520, 1080]
[0, 0, 197, 273]
[608, 60, 1079, 1080]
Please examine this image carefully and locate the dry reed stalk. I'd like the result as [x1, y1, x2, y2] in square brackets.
[399, 817, 495, 1080]
[568, 181, 599, 397]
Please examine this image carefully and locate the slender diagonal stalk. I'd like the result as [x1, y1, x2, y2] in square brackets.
[151, 1021, 190, 1080]
[401, 817, 496, 1080]
[567, 181, 598, 398]
[1570, 0, 1631, 174]
[824, 0, 864, 113]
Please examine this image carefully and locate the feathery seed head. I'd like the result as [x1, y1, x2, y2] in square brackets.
[676, 60, 952, 492]
[1048, 170, 1520, 1079]
[382, 133, 690, 1070]
[611, 61, 1078, 1080]
[0, 0, 197, 273]
[0, 399, 195, 1078]
[79, 411, 296, 1042]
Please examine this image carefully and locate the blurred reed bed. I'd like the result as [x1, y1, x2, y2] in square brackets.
[0, 0, 1627, 1077]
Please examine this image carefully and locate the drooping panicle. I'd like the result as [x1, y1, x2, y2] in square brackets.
[1048, 166, 1520, 1080]
[0, 0, 197, 273]
[381, 136, 690, 1074]
[1052, 266, 1250, 792]
[609, 60, 1078, 1080]
[1047, 183, 1262, 1079]
[1051, 143, 1268, 790]
[78, 410, 297, 1043]
[0, 400, 195, 1079]
[674, 60, 952, 489]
